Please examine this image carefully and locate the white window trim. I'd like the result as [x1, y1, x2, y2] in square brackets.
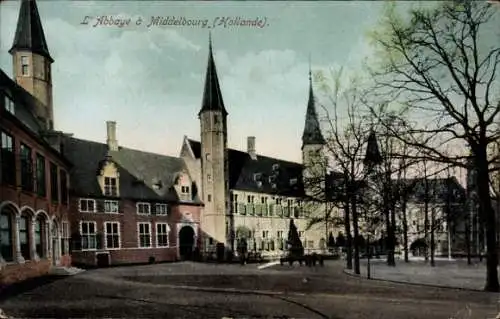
[104, 200, 120, 214]
[79, 220, 97, 251]
[104, 221, 121, 250]
[79, 198, 96, 213]
[137, 222, 152, 249]
[155, 203, 168, 216]
[136, 202, 151, 215]
[155, 223, 170, 248]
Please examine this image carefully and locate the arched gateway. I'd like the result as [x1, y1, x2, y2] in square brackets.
[178, 226, 195, 260]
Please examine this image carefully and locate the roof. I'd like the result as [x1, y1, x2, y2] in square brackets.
[199, 34, 227, 116]
[187, 139, 306, 197]
[9, 0, 53, 62]
[0, 68, 71, 167]
[363, 131, 383, 167]
[62, 136, 202, 204]
[396, 177, 466, 203]
[301, 70, 325, 148]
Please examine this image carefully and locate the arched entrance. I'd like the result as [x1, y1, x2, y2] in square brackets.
[410, 238, 428, 257]
[179, 226, 195, 260]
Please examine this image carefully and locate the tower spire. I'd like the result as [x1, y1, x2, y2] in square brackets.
[301, 58, 325, 149]
[9, 0, 53, 62]
[199, 33, 227, 116]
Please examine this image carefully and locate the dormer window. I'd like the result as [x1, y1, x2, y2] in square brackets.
[269, 176, 276, 184]
[21, 56, 29, 76]
[152, 178, 163, 190]
[289, 178, 298, 186]
[254, 173, 262, 182]
[181, 186, 190, 194]
[4, 96, 14, 114]
[104, 177, 117, 196]
[272, 164, 279, 171]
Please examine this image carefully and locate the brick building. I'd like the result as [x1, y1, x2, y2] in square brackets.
[0, 0, 72, 284]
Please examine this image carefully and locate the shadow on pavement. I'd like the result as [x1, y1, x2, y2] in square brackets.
[0, 275, 66, 302]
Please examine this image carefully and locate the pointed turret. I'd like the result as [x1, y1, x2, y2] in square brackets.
[9, 0, 53, 62]
[199, 33, 227, 116]
[363, 130, 383, 168]
[301, 64, 325, 149]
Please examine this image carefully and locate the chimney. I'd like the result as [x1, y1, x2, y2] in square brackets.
[106, 121, 118, 151]
[247, 136, 257, 160]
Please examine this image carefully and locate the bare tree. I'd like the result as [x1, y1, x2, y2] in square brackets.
[367, 1, 500, 291]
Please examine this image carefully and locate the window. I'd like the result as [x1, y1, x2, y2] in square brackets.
[50, 162, 59, 202]
[35, 217, 46, 257]
[205, 153, 211, 161]
[104, 200, 119, 213]
[19, 215, 30, 260]
[45, 60, 51, 81]
[105, 222, 120, 249]
[20, 143, 33, 192]
[181, 186, 190, 194]
[272, 164, 279, 171]
[21, 56, 29, 76]
[61, 221, 70, 255]
[60, 170, 68, 204]
[299, 231, 304, 238]
[290, 178, 298, 186]
[137, 202, 150, 215]
[1, 131, 15, 185]
[4, 96, 14, 114]
[156, 223, 169, 247]
[277, 231, 283, 238]
[0, 212, 13, 262]
[35, 154, 46, 197]
[104, 177, 117, 196]
[80, 221, 97, 250]
[247, 195, 254, 203]
[138, 223, 152, 248]
[155, 204, 168, 216]
[207, 194, 212, 202]
[262, 230, 269, 238]
[254, 173, 262, 182]
[79, 199, 96, 213]
[207, 174, 212, 183]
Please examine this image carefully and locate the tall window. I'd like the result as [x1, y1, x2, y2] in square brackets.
[138, 223, 151, 248]
[21, 56, 29, 76]
[136, 202, 150, 215]
[4, 96, 14, 114]
[0, 131, 15, 185]
[50, 162, 59, 202]
[61, 221, 70, 255]
[81, 221, 97, 250]
[60, 170, 68, 204]
[20, 143, 33, 192]
[156, 223, 169, 248]
[105, 222, 120, 249]
[104, 177, 117, 196]
[36, 153, 46, 197]
[45, 60, 51, 81]
[0, 211, 13, 262]
[35, 218, 45, 258]
[19, 215, 30, 260]
[79, 199, 96, 213]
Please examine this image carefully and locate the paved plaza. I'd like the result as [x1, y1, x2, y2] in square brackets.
[0, 261, 498, 319]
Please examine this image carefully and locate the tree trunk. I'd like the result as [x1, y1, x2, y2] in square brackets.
[352, 195, 361, 275]
[475, 144, 499, 292]
[465, 213, 472, 265]
[344, 185, 353, 270]
[424, 161, 429, 262]
[402, 197, 409, 262]
[430, 207, 435, 267]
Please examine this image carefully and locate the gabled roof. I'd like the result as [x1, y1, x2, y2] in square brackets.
[61, 136, 202, 204]
[199, 34, 227, 116]
[187, 139, 305, 197]
[301, 69, 325, 148]
[9, 0, 53, 62]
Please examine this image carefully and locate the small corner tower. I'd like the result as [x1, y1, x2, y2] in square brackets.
[301, 61, 326, 196]
[198, 33, 230, 252]
[363, 130, 383, 175]
[9, 0, 54, 131]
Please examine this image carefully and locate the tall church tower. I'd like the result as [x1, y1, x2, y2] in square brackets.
[301, 65, 326, 197]
[9, 0, 54, 131]
[198, 34, 230, 252]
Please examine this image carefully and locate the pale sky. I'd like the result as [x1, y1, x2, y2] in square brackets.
[0, 0, 429, 163]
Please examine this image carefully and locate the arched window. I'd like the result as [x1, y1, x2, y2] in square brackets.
[19, 215, 31, 260]
[0, 209, 14, 262]
[35, 217, 46, 258]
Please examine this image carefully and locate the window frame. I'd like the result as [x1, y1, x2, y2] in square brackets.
[155, 203, 168, 216]
[136, 202, 151, 215]
[61, 221, 70, 255]
[0, 131, 15, 186]
[0, 212, 14, 262]
[50, 162, 59, 202]
[79, 199, 96, 213]
[104, 176, 118, 197]
[19, 215, 31, 260]
[3, 95, 14, 114]
[104, 221, 121, 250]
[156, 223, 169, 248]
[137, 222, 152, 248]
[20, 143, 34, 192]
[35, 153, 46, 197]
[104, 200, 119, 214]
[21, 56, 29, 76]
[80, 221, 97, 251]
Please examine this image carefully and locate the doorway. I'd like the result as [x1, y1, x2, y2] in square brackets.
[179, 226, 195, 260]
